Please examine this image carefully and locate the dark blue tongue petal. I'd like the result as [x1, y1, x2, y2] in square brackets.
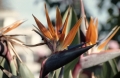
[41, 44, 95, 78]
[68, 42, 87, 50]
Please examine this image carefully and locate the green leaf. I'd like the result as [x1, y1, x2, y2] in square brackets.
[49, 71, 55, 78]
[55, 68, 61, 78]
[18, 61, 34, 78]
[58, 67, 64, 78]
[108, 59, 118, 75]
[69, 70, 73, 78]
[10, 60, 17, 75]
[101, 61, 115, 78]
[0, 57, 9, 78]
[63, 6, 80, 78]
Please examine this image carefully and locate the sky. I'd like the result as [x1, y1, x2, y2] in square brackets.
[9, 0, 55, 27]
[5, 0, 109, 27]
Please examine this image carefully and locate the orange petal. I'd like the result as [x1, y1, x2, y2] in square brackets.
[98, 26, 120, 50]
[59, 7, 70, 42]
[86, 22, 91, 44]
[56, 6, 62, 40]
[90, 17, 98, 44]
[32, 15, 53, 40]
[94, 18, 98, 42]
[93, 18, 98, 29]
[44, 4, 56, 40]
[62, 18, 82, 49]
[3, 20, 25, 34]
[86, 17, 97, 44]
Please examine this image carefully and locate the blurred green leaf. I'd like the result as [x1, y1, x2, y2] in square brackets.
[101, 61, 114, 78]
[58, 67, 64, 78]
[108, 59, 118, 75]
[18, 61, 34, 78]
[10, 60, 17, 75]
[69, 70, 73, 78]
[54, 68, 61, 78]
[0, 57, 9, 78]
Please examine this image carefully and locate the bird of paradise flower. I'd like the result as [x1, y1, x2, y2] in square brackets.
[72, 0, 120, 78]
[29, 3, 95, 78]
[0, 20, 28, 77]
